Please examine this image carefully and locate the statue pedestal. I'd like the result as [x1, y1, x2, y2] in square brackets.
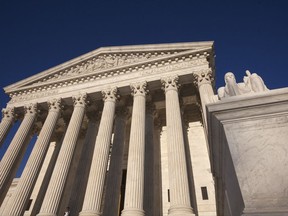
[207, 88, 288, 216]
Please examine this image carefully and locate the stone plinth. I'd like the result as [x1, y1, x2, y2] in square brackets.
[207, 88, 288, 216]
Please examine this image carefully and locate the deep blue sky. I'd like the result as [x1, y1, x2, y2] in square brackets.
[1, 0, 288, 176]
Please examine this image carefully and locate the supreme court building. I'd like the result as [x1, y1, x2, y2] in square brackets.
[0, 41, 288, 216]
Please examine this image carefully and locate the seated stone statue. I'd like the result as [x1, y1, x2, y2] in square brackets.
[244, 70, 269, 92]
[218, 70, 268, 99]
[218, 72, 251, 99]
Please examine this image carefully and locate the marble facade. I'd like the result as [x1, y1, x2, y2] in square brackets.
[1, 41, 286, 216]
[0, 42, 217, 216]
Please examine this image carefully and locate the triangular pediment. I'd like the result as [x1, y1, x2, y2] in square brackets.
[4, 41, 214, 94]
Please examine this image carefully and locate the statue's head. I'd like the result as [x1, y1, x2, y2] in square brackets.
[224, 72, 236, 83]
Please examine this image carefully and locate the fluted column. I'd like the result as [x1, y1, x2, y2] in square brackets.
[79, 87, 118, 216]
[0, 103, 37, 205]
[193, 69, 215, 125]
[161, 76, 195, 216]
[37, 94, 88, 216]
[121, 81, 147, 216]
[3, 98, 62, 216]
[103, 106, 129, 216]
[0, 107, 15, 148]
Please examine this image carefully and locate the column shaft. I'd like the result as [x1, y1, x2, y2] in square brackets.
[193, 69, 215, 126]
[37, 94, 87, 216]
[80, 87, 118, 216]
[0, 107, 15, 148]
[0, 104, 37, 205]
[3, 99, 62, 216]
[121, 82, 147, 216]
[161, 76, 195, 216]
[199, 84, 214, 126]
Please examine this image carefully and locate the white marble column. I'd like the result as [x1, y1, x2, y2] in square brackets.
[103, 106, 128, 216]
[161, 76, 195, 216]
[37, 94, 88, 216]
[121, 81, 147, 216]
[0, 103, 37, 205]
[79, 87, 118, 216]
[0, 107, 15, 148]
[3, 98, 62, 216]
[193, 69, 215, 125]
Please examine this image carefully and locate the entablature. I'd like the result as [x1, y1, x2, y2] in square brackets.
[4, 42, 215, 108]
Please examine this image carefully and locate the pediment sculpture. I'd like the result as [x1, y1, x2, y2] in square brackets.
[31, 51, 177, 85]
[218, 70, 269, 99]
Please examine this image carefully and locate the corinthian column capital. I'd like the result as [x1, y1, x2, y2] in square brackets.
[193, 68, 214, 87]
[72, 93, 89, 107]
[24, 103, 38, 116]
[2, 107, 15, 120]
[161, 75, 180, 92]
[47, 98, 63, 112]
[130, 81, 148, 96]
[102, 86, 119, 102]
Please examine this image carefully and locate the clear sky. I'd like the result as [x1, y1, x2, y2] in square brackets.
[0, 0, 288, 176]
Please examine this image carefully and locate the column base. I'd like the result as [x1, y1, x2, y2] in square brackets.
[121, 208, 145, 216]
[79, 210, 101, 216]
[168, 205, 195, 216]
